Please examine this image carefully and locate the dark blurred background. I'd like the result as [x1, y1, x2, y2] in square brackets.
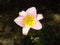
[0, 0, 60, 45]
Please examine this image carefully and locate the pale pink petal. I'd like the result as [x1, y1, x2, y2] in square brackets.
[31, 21, 42, 30]
[22, 27, 30, 35]
[19, 11, 27, 16]
[26, 7, 37, 17]
[37, 14, 43, 20]
[14, 16, 24, 27]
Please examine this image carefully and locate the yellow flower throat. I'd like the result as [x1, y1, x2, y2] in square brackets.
[23, 15, 35, 27]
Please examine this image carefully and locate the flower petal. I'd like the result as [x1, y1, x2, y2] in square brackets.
[22, 27, 30, 35]
[31, 21, 42, 30]
[26, 7, 37, 17]
[14, 16, 24, 27]
[19, 11, 27, 16]
[37, 14, 43, 20]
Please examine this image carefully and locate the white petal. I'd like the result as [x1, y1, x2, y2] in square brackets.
[19, 11, 27, 16]
[26, 7, 37, 17]
[37, 14, 43, 20]
[14, 16, 24, 27]
[22, 27, 30, 35]
[31, 21, 42, 30]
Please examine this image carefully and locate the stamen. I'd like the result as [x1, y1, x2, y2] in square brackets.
[23, 15, 35, 27]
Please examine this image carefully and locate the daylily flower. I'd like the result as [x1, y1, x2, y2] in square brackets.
[14, 7, 43, 35]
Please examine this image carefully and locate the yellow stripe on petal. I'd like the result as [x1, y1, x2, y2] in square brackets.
[23, 15, 35, 27]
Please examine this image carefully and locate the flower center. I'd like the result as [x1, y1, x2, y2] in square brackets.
[23, 15, 35, 27]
